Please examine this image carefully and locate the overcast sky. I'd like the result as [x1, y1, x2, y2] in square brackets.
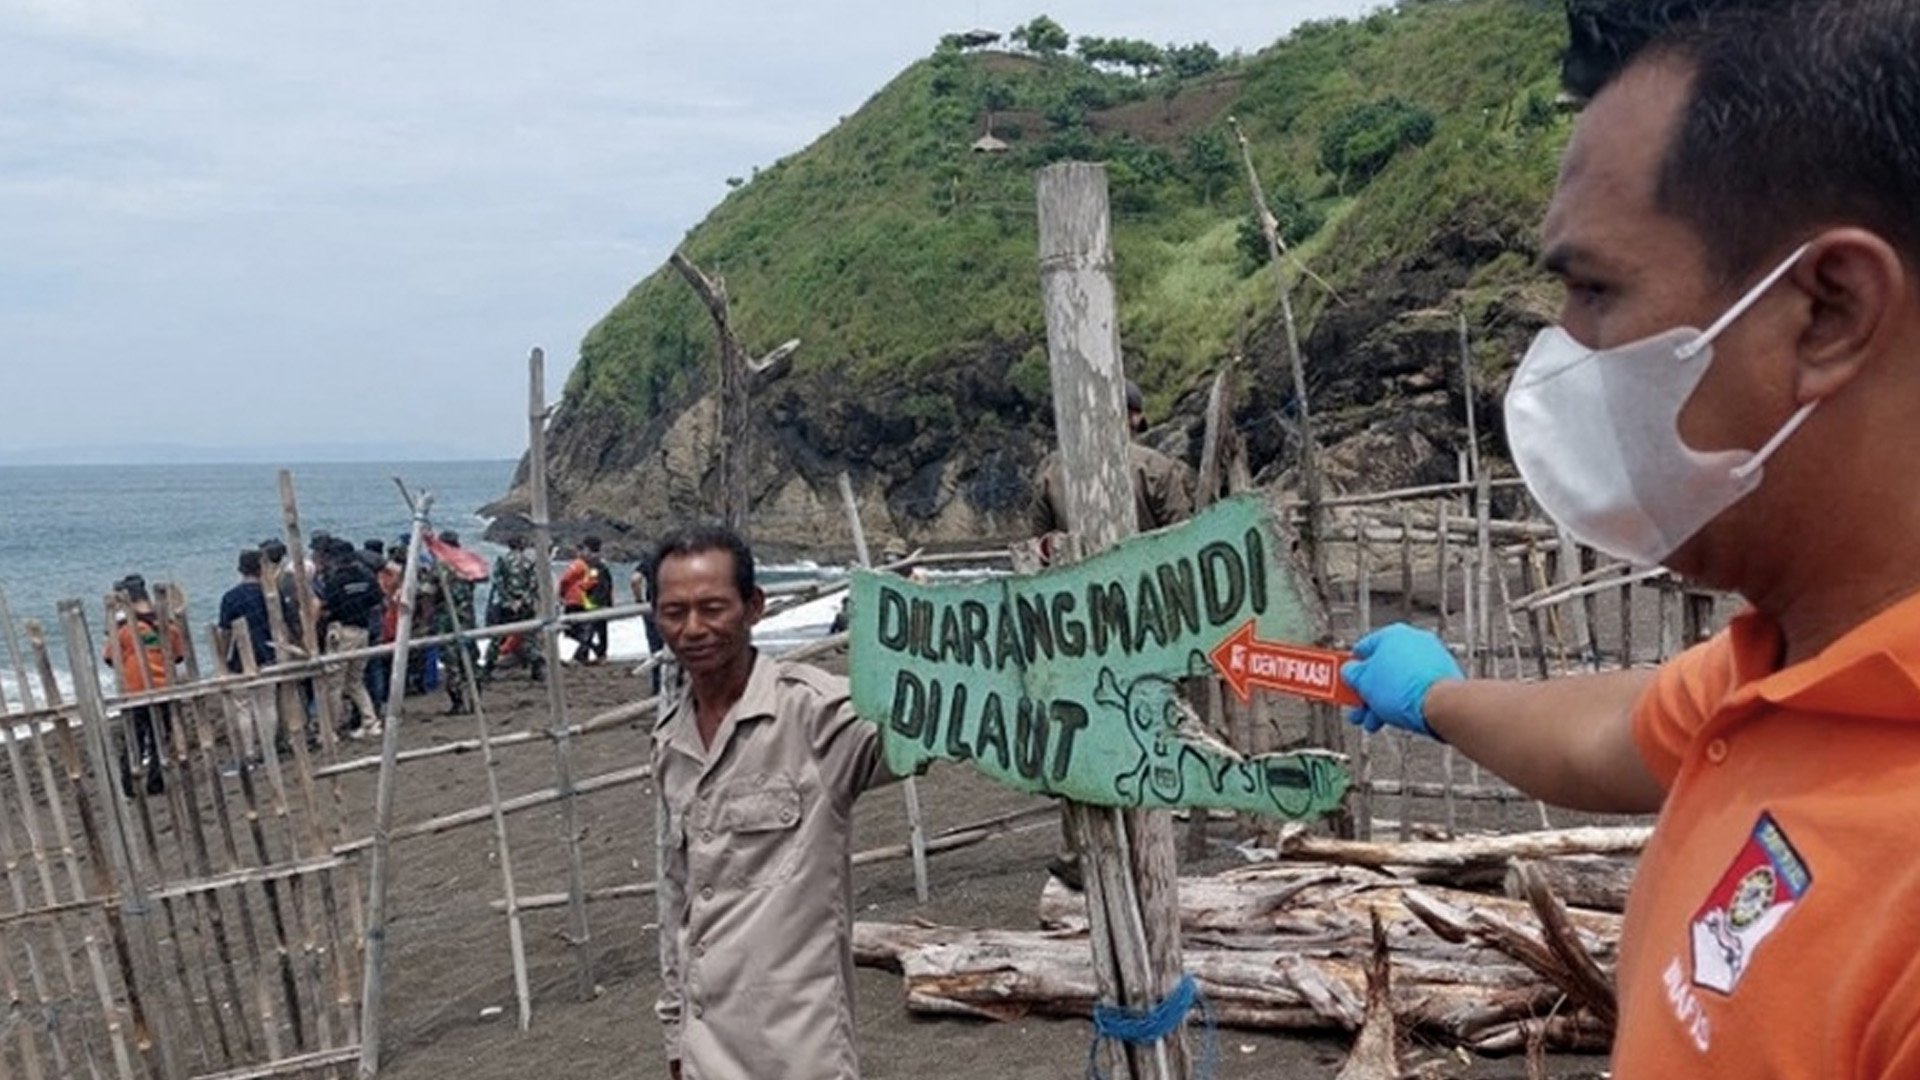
[0, 0, 1383, 463]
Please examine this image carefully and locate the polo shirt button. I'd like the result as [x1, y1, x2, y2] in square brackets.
[1705, 738, 1729, 764]
[700, 829, 712, 843]
[700, 885, 714, 901]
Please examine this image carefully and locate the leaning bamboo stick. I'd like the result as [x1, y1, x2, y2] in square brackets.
[103, 591, 218, 1073]
[233, 618, 334, 1056]
[153, 585, 251, 1066]
[335, 764, 652, 856]
[521, 349, 595, 1013]
[23, 620, 137, 1080]
[431, 552, 533, 1033]
[357, 492, 435, 1079]
[0, 793, 52, 1080]
[0, 673, 89, 1078]
[215, 626, 309, 1053]
[193, 625, 285, 1063]
[236, 584, 359, 1050]
[500, 804, 1060, 913]
[58, 602, 183, 1080]
[275, 471, 372, 1032]
[837, 470, 933, 901]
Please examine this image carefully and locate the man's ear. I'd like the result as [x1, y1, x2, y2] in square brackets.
[1793, 228, 1908, 402]
[746, 587, 767, 624]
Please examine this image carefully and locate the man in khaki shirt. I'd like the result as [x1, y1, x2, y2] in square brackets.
[649, 524, 892, 1079]
[1030, 379, 1197, 538]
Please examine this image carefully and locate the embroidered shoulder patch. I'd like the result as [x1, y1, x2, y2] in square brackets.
[1689, 811, 1812, 995]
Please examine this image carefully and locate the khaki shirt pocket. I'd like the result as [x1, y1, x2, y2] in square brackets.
[712, 782, 804, 891]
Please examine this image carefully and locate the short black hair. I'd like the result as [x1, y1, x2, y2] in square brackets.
[238, 550, 263, 577]
[261, 539, 288, 563]
[438, 530, 460, 546]
[582, 536, 602, 554]
[1577, 0, 1920, 281]
[364, 538, 385, 554]
[650, 525, 756, 601]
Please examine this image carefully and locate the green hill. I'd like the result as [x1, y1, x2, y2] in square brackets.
[514, 0, 1573, 555]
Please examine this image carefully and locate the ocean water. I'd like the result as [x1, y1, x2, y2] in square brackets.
[0, 460, 513, 705]
[0, 460, 850, 711]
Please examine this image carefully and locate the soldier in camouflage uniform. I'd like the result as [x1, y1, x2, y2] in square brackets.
[482, 533, 544, 682]
[433, 531, 483, 715]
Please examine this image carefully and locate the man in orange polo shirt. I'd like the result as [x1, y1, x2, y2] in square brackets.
[1342, 2, 1920, 1075]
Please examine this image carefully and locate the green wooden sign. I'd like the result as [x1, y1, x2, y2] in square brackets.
[848, 496, 1350, 820]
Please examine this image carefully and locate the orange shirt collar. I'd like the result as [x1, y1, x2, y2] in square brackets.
[1725, 586, 1920, 720]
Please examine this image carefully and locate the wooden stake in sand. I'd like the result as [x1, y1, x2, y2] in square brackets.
[400, 472, 535, 1034]
[523, 347, 595, 1002]
[357, 493, 433, 1078]
[837, 470, 932, 904]
[1037, 161, 1188, 1080]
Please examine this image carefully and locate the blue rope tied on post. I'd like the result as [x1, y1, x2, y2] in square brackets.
[1087, 973, 1218, 1080]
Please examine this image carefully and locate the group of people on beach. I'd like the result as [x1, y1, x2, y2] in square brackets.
[98, 528, 632, 796]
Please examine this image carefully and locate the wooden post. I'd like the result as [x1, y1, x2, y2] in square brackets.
[357, 494, 434, 1078]
[523, 347, 595, 1002]
[1186, 370, 1237, 859]
[393, 468, 539, 1037]
[1228, 115, 1340, 780]
[1037, 161, 1188, 1080]
[668, 252, 800, 537]
[837, 471, 931, 904]
[192, 625, 286, 1064]
[1354, 527, 1374, 842]
[58, 601, 184, 1080]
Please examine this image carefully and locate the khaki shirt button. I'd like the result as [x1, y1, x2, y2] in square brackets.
[694, 944, 706, 958]
[692, 1003, 703, 1019]
[1705, 738, 1729, 764]
[700, 830, 712, 843]
[700, 885, 714, 901]
[780, 808, 796, 823]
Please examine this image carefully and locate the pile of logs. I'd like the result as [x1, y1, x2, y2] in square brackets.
[854, 827, 1645, 1057]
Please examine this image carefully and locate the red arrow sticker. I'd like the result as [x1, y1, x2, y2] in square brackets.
[1208, 619, 1361, 707]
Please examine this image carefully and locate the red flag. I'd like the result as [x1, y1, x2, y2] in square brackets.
[425, 535, 490, 582]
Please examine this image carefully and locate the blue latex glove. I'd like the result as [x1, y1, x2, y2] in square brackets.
[1341, 623, 1463, 738]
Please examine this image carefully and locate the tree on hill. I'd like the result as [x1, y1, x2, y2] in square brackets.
[1075, 35, 1165, 78]
[1011, 15, 1069, 57]
[1164, 41, 1221, 79]
[1319, 97, 1437, 191]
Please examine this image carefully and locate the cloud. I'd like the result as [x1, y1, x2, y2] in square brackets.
[0, 0, 1382, 460]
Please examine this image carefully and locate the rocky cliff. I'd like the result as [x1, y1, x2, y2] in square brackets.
[487, 0, 1570, 560]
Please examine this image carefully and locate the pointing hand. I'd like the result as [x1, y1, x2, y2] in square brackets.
[1340, 623, 1463, 739]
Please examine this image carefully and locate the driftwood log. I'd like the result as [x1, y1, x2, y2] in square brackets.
[857, 831, 1642, 1057]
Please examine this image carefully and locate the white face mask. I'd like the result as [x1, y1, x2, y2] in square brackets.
[1505, 244, 1816, 567]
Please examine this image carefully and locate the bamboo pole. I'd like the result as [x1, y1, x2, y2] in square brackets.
[356, 492, 433, 1078]
[522, 347, 595, 1004]
[147, 611, 255, 1065]
[1354, 529, 1373, 842]
[103, 591, 219, 1073]
[427, 543, 533, 1032]
[59, 601, 184, 1080]
[0, 759, 52, 1080]
[239, 559, 359, 1047]
[1037, 161, 1187, 1080]
[276, 469, 369, 986]
[837, 470, 932, 903]
[24, 620, 139, 1080]
[0, 657, 90, 1078]
[157, 608, 248, 1074]
[227, 618, 327, 1055]
[333, 765, 652, 857]
[505, 804, 1059, 913]
[192, 625, 286, 1063]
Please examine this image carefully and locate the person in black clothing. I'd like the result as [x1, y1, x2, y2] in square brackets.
[315, 537, 384, 737]
[217, 549, 297, 759]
